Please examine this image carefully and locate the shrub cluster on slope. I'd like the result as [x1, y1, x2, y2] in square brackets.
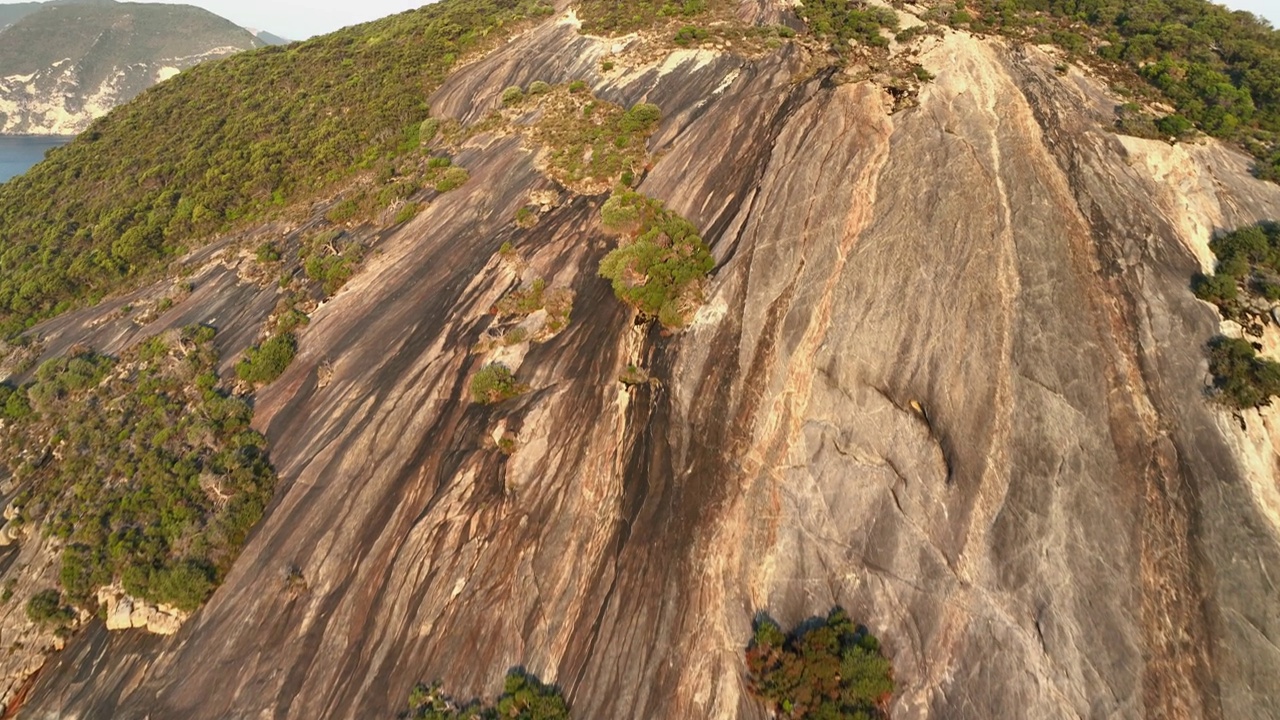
[575, 0, 712, 35]
[405, 669, 569, 719]
[1192, 222, 1280, 318]
[0, 0, 553, 336]
[950, 0, 1280, 179]
[800, 0, 900, 50]
[598, 189, 714, 329]
[506, 85, 663, 192]
[0, 327, 277, 613]
[746, 608, 894, 720]
[1205, 335, 1280, 410]
[1190, 222, 1280, 409]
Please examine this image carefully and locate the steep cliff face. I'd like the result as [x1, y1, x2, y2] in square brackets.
[12, 3, 1280, 719]
[0, 1, 266, 135]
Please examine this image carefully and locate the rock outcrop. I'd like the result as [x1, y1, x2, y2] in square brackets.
[97, 589, 186, 636]
[11, 4, 1280, 720]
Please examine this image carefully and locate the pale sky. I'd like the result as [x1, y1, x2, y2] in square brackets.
[0, 0, 1276, 40]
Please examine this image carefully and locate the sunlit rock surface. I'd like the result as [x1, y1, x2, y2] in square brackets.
[15, 8, 1280, 720]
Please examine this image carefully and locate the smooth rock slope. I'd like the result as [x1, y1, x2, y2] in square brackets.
[15, 5, 1280, 720]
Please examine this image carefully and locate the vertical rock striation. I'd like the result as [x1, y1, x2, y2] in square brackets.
[17, 12, 1280, 720]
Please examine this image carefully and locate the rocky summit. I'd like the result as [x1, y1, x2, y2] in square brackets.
[0, 0, 1279, 718]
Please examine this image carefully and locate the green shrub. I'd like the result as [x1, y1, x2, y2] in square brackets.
[495, 279, 547, 316]
[568, 79, 588, 93]
[470, 363, 522, 404]
[1207, 336, 1280, 409]
[502, 85, 526, 105]
[26, 589, 75, 627]
[673, 25, 709, 46]
[325, 198, 362, 224]
[529, 80, 552, 95]
[419, 117, 441, 145]
[148, 561, 216, 612]
[0, 382, 34, 421]
[1193, 272, 1239, 306]
[620, 103, 662, 133]
[255, 242, 281, 264]
[577, 0, 707, 33]
[745, 608, 894, 719]
[597, 189, 714, 328]
[435, 167, 470, 192]
[1155, 114, 1195, 137]
[236, 333, 297, 385]
[515, 206, 538, 228]
[395, 202, 422, 224]
[601, 59, 615, 71]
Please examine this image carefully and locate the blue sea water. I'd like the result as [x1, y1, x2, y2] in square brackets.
[0, 135, 72, 183]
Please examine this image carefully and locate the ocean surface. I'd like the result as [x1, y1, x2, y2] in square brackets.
[0, 135, 72, 183]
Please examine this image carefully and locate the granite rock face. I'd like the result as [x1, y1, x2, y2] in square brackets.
[15, 7, 1280, 720]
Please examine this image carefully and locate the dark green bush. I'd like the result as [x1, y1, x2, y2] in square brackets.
[1207, 336, 1280, 409]
[619, 103, 662, 133]
[434, 167, 470, 193]
[0, 381, 34, 421]
[1191, 223, 1280, 319]
[576, 0, 708, 34]
[1155, 114, 1195, 138]
[26, 589, 75, 627]
[148, 560, 216, 612]
[236, 333, 297, 385]
[746, 608, 893, 719]
[1192, 272, 1239, 306]
[470, 363, 522, 404]
[673, 25, 709, 46]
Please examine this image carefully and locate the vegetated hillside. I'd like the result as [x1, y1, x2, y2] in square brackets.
[937, 0, 1280, 178]
[3, 0, 1280, 718]
[0, 0, 268, 136]
[0, 0, 553, 337]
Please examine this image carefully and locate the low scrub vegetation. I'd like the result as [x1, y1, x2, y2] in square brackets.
[518, 88, 663, 192]
[799, 0, 899, 51]
[575, 0, 710, 35]
[598, 189, 714, 328]
[746, 607, 894, 719]
[406, 669, 569, 719]
[0, 328, 276, 614]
